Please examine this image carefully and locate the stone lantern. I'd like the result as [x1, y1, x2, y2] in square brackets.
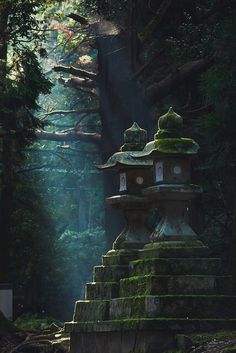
[136, 107, 202, 242]
[98, 122, 152, 249]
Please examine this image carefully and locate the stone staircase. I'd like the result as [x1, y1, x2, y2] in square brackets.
[65, 241, 236, 353]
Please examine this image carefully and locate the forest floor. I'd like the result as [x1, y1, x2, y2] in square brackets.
[1, 318, 236, 353]
[0, 324, 70, 353]
[176, 331, 236, 353]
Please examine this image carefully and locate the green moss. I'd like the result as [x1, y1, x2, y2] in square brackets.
[222, 345, 236, 353]
[86, 282, 119, 300]
[14, 313, 61, 331]
[130, 257, 221, 277]
[144, 240, 204, 249]
[154, 138, 199, 154]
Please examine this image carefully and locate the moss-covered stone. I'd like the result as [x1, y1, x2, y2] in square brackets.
[93, 265, 129, 282]
[120, 275, 230, 297]
[73, 300, 109, 322]
[85, 282, 119, 300]
[65, 318, 236, 334]
[139, 246, 209, 259]
[102, 249, 140, 266]
[154, 138, 199, 154]
[130, 257, 222, 276]
[144, 240, 205, 249]
[109, 295, 236, 320]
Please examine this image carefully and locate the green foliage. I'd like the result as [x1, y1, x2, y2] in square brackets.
[14, 313, 62, 331]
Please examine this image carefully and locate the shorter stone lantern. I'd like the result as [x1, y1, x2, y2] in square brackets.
[98, 122, 152, 249]
[136, 107, 202, 242]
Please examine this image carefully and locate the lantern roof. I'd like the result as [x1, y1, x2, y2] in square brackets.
[134, 107, 199, 158]
[97, 122, 152, 170]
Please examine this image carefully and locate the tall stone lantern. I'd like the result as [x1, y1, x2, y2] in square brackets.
[98, 122, 152, 249]
[136, 107, 202, 242]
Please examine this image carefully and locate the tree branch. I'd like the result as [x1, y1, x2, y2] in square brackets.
[40, 107, 99, 119]
[53, 65, 96, 80]
[36, 129, 101, 146]
[184, 104, 214, 116]
[58, 78, 98, 95]
[67, 13, 89, 26]
[59, 76, 95, 88]
[140, 0, 172, 42]
[145, 57, 214, 105]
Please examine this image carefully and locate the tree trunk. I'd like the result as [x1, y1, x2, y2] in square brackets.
[0, 8, 13, 283]
[96, 27, 153, 248]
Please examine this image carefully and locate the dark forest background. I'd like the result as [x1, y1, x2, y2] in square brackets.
[0, 0, 236, 322]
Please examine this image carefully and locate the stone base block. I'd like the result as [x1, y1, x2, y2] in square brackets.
[85, 282, 119, 300]
[93, 265, 129, 282]
[73, 300, 109, 322]
[130, 257, 222, 276]
[109, 295, 236, 320]
[70, 329, 174, 353]
[66, 319, 236, 353]
[102, 249, 140, 266]
[140, 241, 209, 259]
[119, 275, 232, 296]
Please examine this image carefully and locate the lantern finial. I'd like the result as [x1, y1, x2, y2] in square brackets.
[121, 122, 147, 151]
[155, 107, 183, 139]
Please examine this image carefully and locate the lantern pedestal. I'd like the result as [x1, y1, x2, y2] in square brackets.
[143, 184, 202, 242]
[106, 195, 150, 249]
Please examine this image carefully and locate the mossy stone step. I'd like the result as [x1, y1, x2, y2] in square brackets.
[65, 318, 236, 334]
[139, 246, 209, 259]
[119, 275, 232, 297]
[102, 249, 140, 266]
[109, 295, 236, 320]
[73, 300, 109, 322]
[85, 282, 119, 300]
[130, 257, 222, 276]
[93, 265, 129, 282]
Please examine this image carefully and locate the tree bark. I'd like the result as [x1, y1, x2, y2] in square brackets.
[0, 7, 12, 283]
[140, 0, 172, 42]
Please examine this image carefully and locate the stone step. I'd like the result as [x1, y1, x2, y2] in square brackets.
[93, 265, 129, 282]
[85, 282, 119, 300]
[66, 318, 236, 353]
[73, 300, 109, 322]
[102, 249, 140, 266]
[109, 295, 236, 320]
[66, 318, 236, 334]
[139, 245, 209, 259]
[119, 275, 232, 296]
[130, 257, 222, 276]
